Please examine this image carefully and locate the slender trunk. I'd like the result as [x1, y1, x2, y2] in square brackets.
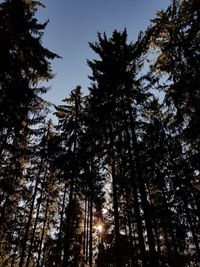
[126, 205, 137, 267]
[122, 114, 147, 267]
[19, 159, 45, 267]
[159, 172, 178, 260]
[62, 124, 77, 267]
[10, 203, 29, 267]
[111, 159, 122, 267]
[89, 193, 93, 267]
[83, 196, 88, 260]
[111, 161, 120, 244]
[127, 102, 158, 267]
[109, 128, 120, 243]
[62, 175, 74, 267]
[25, 169, 47, 267]
[55, 181, 68, 267]
[36, 198, 49, 267]
[87, 159, 94, 267]
[86, 196, 90, 264]
[132, 133, 158, 267]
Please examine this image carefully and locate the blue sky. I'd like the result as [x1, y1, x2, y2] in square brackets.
[37, 0, 170, 105]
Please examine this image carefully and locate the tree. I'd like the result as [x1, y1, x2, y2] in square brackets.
[142, 0, 200, 263]
[87, 29, 159, 266]
[55, 86, 85, 266]
[0, 0, 59, 265]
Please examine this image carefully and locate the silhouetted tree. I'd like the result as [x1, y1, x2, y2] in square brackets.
[0, 0, 59, 265]
[87, 29, 160, 266]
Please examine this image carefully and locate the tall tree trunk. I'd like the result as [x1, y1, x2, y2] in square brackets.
[55, 181, 68, 267]
[109, 128, 122, 267]
[11, 209, 26, 267]
[36, 197, 49, 267]
[158, 172, 178, 261]
[19, 159, 45, 267]
[127, 102, 159, 267]
[122, 110, 147, 267]
[126, 202, 137, 267]
[83, 195, 88, 261]
[89, 193, 93, 267]
[62, 175, 74, 267]
[86, 196, 90, 264]
[25, 169, 47, 267]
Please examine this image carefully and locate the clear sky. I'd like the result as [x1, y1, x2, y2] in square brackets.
[37, 0, 170, 105]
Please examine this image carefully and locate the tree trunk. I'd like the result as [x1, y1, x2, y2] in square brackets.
[55, 181, 68, 267]
[89, 194, 93, 267]
[19, 159, 45, 267]
[127, 101, 159, 267]
[122, 110, 147, 267]
[109, 127, 122, 267]
[86, 197, 90, 264]
[36, 198, 49, 267]
[62, 178, 74, 267]
[83, 196, 88, 261]
[25, 169, 47, 267]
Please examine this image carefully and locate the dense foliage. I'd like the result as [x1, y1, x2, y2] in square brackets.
[0, 0, 199, 266]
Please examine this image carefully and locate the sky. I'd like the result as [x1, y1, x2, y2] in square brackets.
[36, 0, 170, 106]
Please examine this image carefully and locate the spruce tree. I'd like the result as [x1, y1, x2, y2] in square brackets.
[0, 0, 59, 265]
[55, 86, 85, 266]
[142, 0, 200, 263]
[87, 29, 159, 266]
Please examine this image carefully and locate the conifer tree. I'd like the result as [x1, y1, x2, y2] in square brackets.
[142, 0, 200, 263]
[55, 86, 85, 266]
[0, 0, 59, 265]
[87, 29, 159, 266]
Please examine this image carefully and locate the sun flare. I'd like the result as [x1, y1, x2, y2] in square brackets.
[96, 224, 103, 233]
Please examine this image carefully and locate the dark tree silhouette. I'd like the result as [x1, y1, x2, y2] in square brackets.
[0, 0, 59, 265]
